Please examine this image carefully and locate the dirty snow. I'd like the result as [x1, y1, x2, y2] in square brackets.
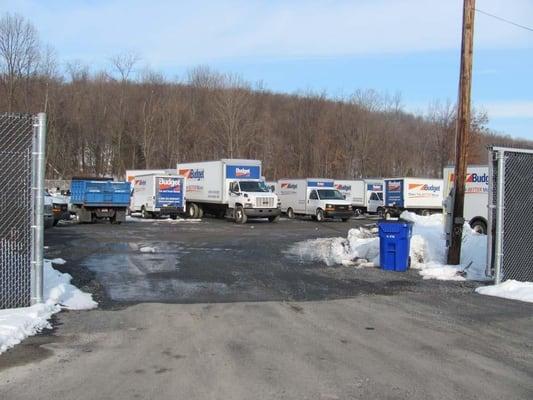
[287, 212, 489, 281]
[126, 214, 201, 223]
[0, 259, 96, 354]
[140, 246, 156, 253]
[476, 280, 533, 303]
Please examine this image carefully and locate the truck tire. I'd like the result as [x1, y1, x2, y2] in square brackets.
[377, 207, 385, 218]
[186, 203, 198, 219]
[341, 217, 349, 222]
[234, 206, 247, 224]
[110, 214, 122, 225]
[470, 220, 487, 235]
[197, 206, 204, 219]
[286, 208, 295, 219]
[353, 208, 362, 217]
[315, 209, 325, 222]
[421, 209, 431, 216]
[268, 215, 280, 223]
[141, 206, 151, 219]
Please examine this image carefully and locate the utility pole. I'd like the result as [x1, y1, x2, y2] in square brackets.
[448, 0, 476, 265]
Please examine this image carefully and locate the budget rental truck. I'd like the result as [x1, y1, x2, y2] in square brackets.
[130, 173, 186, 219]
[443, 165, 489, 234]
[70, 178, 130, 224]
[176, 159, 280, 224]
[334, 179, 384, 215]
[383, 178, 443, 217]
[277, 178, 353, 222]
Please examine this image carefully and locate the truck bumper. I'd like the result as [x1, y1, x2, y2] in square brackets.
[324, 210, 353, 219]
[243, 207, 281, 218]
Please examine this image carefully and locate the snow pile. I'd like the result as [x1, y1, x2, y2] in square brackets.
[476, 281, 533, 303]
[126, 215, 201, 223]
[140, 246, 156, 253]
[287, 212, 489, 281]
[0, 259, 96, 354]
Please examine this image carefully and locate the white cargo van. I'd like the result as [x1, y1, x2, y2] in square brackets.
[383, 178, 443, 217]
[176, 159, 280, 224]
[277, 178, 353, 222]
[130, 173, 186, 219]
[334, 179, 383, 215]
[443, 165, 489, 233]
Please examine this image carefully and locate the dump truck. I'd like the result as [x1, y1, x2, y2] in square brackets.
[70, 178, 130, 224]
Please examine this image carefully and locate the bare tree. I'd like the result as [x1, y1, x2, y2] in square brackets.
[0, 13, 40, 112]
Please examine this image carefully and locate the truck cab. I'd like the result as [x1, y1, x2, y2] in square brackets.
[228, 179, 280, 223]
[367, 191, 383, 213]
[307, 187, 352, 222]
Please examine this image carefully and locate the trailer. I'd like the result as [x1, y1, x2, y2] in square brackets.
[176, 159, 280, 224]
[130, 173, 186, 219]
[277, 178, 353, 222]
[70, 178, 130, 224]
[383, 177, 443, 217]
[443, 165, 488, 233]
[334, 179, 384, 215]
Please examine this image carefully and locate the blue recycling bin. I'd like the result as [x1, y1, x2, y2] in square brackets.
[378, 219, 413, 272]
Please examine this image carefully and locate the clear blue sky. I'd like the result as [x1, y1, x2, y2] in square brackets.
[3, 0, 533, 139]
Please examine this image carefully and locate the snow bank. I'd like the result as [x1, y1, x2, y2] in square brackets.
[0, 259, 96, 354]
[140, 246, 156, 253]
[287, 212, 489, 281]
[476, 280, 533, 303]
[126, 215, 201, 223]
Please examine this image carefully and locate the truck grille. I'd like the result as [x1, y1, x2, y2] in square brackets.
[256, 197, 274, 208]
[334, 205, 350, 211]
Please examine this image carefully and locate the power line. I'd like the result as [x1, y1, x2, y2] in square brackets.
[475, 8, 533, 32]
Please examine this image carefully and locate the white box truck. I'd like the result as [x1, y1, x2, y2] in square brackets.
[383, 178, 443, 217]
[277, 178, 353, 222]
[334, 179, 384, 215]
[130, 173, 186, 219]
[176, 159, 280, 224]
[443, 165, 489, 233]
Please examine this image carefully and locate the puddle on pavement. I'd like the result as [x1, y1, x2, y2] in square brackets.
[82, 242, 232, 302]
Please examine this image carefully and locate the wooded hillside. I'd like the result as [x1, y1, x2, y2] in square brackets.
[2, 13, 532, 180]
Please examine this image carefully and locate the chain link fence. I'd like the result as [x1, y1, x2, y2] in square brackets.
[488, 147, 533, 283]
[0, 113, 46, 309]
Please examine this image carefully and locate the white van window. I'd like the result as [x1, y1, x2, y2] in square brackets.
[309, 190, 319, 200]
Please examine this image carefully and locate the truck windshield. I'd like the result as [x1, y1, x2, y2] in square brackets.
[239, 181, 271, 193]
[317, 189, 345, 200]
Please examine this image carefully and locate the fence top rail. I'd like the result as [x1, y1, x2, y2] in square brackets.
[489, 146, 533, 155]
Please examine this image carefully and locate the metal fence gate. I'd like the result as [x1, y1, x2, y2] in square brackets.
[0, 113, 46, 309]
[487, 146, 533, 283]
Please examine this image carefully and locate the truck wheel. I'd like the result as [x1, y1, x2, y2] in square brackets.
[286, 208, 295, 219]
[268, 215, 280, 223]
[470, 220, 487, 235]
[141, 207, 151, 219]
[234, 206, 247, 224]
[341, 218, 349, 222]
[377, 207, 384, 218]
[170, 214, 178, 220]
[315, 209, 325, 222]
[197, 206, 204, 219]
[353, 208, 362, 217]
[186, 203, 198, 219]
[421, 209, 431, 216]
[110, 215, 121, 225]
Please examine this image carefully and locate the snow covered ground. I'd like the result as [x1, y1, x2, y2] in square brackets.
[0, 259, 97, 354]
[126, 214, 202, 223]
[287, 212, 533, 303]
[287, 212, 488, 280]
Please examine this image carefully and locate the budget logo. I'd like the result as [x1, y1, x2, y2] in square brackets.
[281, 183, 297, 189]
[135, 179, 147, 186]
[388, 181, 401, 191]
[335, 184, 351, 191]
[408, 183, 440, 192]
[236, 168, 251, 178]
[159, 178, 181, 192]
[179, 168, 204, 180]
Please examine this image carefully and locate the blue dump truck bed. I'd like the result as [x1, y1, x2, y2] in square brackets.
[71, 180, 130, 207]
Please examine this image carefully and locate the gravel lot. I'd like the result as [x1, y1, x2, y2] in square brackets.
[1, 217, 532, 399]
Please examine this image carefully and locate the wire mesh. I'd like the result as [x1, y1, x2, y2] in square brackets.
[499, 150, 533, 282]
[0, 114, 34, 309]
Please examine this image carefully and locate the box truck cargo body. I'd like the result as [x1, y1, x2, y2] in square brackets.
[176, 159, 280, 224]
[383, 178, 443, 217]
[334, 179, 384, 214]
[277, 178, 353, 222]
[443, 165, 489, 233]
[130, 173, 186, 219]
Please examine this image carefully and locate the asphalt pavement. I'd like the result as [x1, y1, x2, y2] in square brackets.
[1, 216, 532, 400]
